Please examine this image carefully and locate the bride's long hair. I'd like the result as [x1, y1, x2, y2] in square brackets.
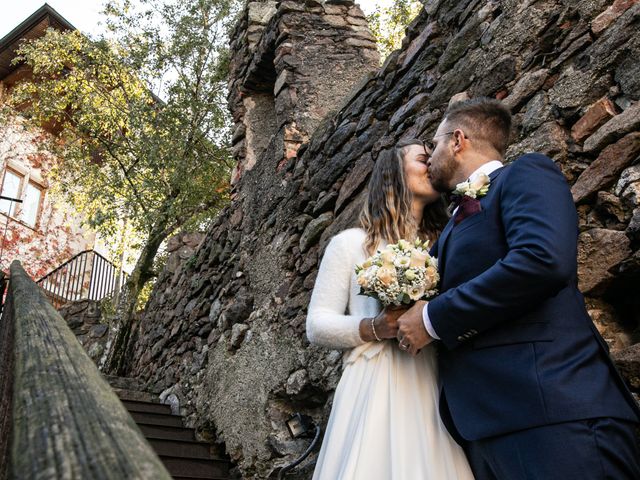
[360, 138, 449, 255]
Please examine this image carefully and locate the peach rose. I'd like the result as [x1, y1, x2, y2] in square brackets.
[409, 249, 428, 268]
[376, 266, 396, 286]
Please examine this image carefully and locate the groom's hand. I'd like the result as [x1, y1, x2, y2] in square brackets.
[397, 300, 433, 356]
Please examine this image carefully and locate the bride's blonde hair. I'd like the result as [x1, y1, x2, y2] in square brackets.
[360, 139, 448, 255]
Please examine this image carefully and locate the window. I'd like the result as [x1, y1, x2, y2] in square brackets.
[0, 170, 21, 217]
[0, 167, 45, 229]
[22, 182, 43, 227]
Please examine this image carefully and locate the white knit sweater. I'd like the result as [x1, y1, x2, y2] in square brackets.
[306, 228, 383, 349]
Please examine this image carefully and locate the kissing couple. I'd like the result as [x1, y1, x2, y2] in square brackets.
[306, 97, 640, 479]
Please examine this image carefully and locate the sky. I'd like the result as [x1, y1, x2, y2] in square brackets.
[0, 0, 392, 40]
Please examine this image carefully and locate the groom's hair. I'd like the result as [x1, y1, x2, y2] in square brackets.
[444, 97, 512, 156]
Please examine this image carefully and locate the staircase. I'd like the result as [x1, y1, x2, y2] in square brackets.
[106, 376, 232, 480]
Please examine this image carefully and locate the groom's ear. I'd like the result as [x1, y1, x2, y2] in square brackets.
[452, 129, 466, 153]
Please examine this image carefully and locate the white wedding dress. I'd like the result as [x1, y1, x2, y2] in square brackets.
[307, 228, 474, 480]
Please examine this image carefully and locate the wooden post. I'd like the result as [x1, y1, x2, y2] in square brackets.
[8, 261, 171, 479]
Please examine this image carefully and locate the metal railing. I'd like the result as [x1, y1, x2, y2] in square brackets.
[0, 261, 171, 479]
[36, 250, 128, 308]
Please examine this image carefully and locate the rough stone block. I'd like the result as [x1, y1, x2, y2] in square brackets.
[596, 191, 627, 223]
[615, 52, 640, 101]
[274, 70, 289, 97]
[347, 5, 365, 18]
[587, 298, 632, 352]
[325, 0, 354, 5]
[583, 101, 640, 153]
[323, 4, 346, 15]
[502, 69, 549, 111]
[229, 323, 249, 350]
[335, 153, 373, 213]
[615, 165, 640, 198]
[627, 207, 640, 238]
[548, 67, 611, 110]
[285, 369, 309, 395]
[438, 16, 487, 71]
[345, 37, 376, 49]
[248, 2, 277, 25]
[592, 0, 639, 35]
[571, 97, 617, 142]
[89, 324, 108, 338]
[350, 25, 376, 41]
[521, 92, 553, 134]
[346, 15, 368, 26]
[300, 212, 334, 252]
[572, 132, 640, 203]
[612, 343, 640, 389]
[323, 14, 348, 28]
[506, 122, 569, 162]
[183, 232, 205, 248]
[400, 21, 439, 69]
[389, 92, 429, 129]
[577, 228, 631, 294]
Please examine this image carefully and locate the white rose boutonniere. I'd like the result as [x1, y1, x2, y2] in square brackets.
[453, 172, 491, 199]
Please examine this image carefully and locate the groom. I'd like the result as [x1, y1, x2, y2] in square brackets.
[397, 98, 640, 479]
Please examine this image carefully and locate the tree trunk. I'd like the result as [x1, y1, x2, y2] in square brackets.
[104, 218, 170, 376]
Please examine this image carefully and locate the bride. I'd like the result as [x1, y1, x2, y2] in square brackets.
[306, 139, 474, 479]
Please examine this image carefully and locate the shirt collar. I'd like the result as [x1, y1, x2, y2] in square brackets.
[468, 160, 504, 182]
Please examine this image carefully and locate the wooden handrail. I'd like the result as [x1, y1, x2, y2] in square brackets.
[0, 271, 12, 480]
[5, 261, 171, 479]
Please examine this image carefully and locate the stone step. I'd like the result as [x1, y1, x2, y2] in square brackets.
[113, 387, 159, 403]
[103, 374, 147, 391]
[105, 377, 231, 478]
[121, 399, 173, 415]
[137, 423, 197, 442]
[159, 456, 230, 479]
[147, 438, 214, 460]
[129, 410, 184, 428]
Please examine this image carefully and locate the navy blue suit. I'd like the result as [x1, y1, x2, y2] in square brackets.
[428, 154, 640, 479]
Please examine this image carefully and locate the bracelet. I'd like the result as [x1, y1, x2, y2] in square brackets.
[370, 317, 382, 342]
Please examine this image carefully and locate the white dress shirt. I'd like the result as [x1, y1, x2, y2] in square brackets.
[423, 160, 504, 340]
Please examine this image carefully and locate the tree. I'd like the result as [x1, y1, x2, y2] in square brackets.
[12, 0, 242, 373]
[367, 0, 423, 61]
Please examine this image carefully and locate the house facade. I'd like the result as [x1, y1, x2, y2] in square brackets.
[0, 5, 97, 281]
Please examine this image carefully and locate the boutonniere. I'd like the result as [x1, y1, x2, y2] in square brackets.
[452, 172, 491, 199]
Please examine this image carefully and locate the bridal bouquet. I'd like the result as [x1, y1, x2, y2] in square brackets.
[355, 239, 439, 307]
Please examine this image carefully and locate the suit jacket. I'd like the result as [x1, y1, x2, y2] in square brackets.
[429, 153, 640, 441]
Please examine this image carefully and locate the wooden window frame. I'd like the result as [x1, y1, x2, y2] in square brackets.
[0, 165, 46, 231]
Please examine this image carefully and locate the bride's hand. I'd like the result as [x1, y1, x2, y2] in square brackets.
[374, 305, 407, 339]
[359, 306, 408, 341]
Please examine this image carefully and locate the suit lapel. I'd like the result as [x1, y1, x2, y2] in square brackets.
[488, 165, 505, 183]
[437, 219, 455, 281]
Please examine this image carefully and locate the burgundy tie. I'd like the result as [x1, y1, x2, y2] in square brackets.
[452, 195, 482, 225]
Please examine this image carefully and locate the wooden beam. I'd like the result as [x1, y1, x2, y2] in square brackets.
[8, 261, 171, 479]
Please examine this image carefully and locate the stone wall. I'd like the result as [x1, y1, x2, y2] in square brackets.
[227, 0, 379, 186]
[59, 300, 110, 364]
[126, 0, 640, 478]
